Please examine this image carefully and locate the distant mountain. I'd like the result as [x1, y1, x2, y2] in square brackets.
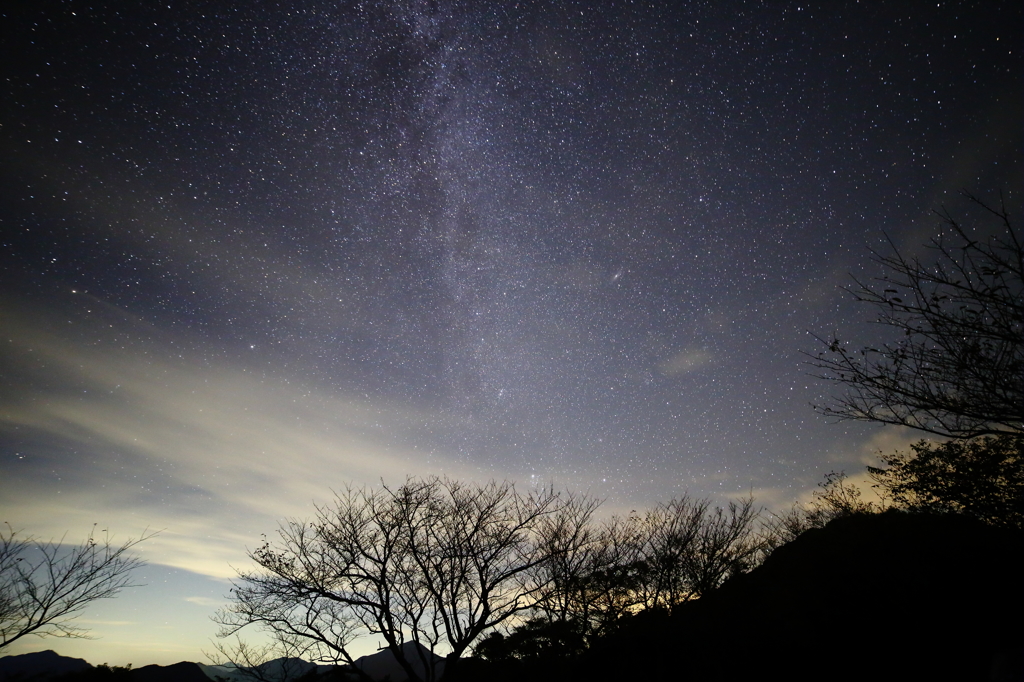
[130, 662, 211, 682]
[197, 658, 320, 682]
[0, 651, 90, 681]
[352, 642, 445, 682]
[194, 662, 242, 682]
[0, 641, 446, 682]
[199, 643, 443, 682]
[0, 655, 210, 682]
[0, 638, 448, 679]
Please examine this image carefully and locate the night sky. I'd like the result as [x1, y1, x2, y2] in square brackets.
[1, 0, 1021, 666]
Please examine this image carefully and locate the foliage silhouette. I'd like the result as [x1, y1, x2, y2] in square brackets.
[474, 617, 587, 662]
[869, 433, 1024, 528]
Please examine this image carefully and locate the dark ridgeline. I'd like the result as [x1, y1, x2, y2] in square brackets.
[115, 663, 210, 682]
[0, 651, 91, 681]
[448, 511, 1024, 682]
[0, 657, 209, 682]
[0, 647, 435, 682]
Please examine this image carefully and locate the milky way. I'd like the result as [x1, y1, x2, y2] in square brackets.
[0, 0, 1021, 664]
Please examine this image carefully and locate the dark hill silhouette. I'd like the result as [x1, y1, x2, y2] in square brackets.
[0, 651, 91, 681]
[353, 642, 444, 682]
[198, 658, 325, 682]
[0, 657, 211, 682]
[129, 662, 211, 682]
[585, 511, 1024, 682]
[450, 511, 1023, 682]
[0, 643, 441, 682]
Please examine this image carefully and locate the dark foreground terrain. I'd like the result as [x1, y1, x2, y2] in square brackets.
[4, 511, 1022, 682]
[453, 511, 1024, 682]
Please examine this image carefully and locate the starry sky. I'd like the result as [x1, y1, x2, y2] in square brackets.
[1, 0, 1021, 667]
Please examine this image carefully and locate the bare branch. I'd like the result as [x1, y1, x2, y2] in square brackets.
[0, 524, 151, 650]
[204, 634, 320, 682]
[809, 195, 1023, 438]
[534, 493, 762, 636]
[219, 478, 598, 682]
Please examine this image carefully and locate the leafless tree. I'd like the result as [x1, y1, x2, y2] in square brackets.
[0, 524, 149, 650]
[527, 494, 605, 624]
[535, 494, 762, 632]
[811, 193, 1023, 438]
[217, 478, 598, 682]
[760, 472, 885, 554]
[528, 504, 650, 639]
[205, 634, 316, 682]
[682, 496, 761, 597]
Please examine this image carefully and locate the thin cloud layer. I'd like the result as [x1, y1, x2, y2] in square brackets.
[0, 298, 484, 578]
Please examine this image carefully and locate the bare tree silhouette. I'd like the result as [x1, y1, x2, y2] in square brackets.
[217, 478, 598, 682]
[0, 524, 150, 649]
[811, 194, 1023, 438]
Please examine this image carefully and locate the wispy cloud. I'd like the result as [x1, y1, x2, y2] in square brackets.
[657, 348, 714, 376]
[0, 297, 489, 579]
[184, 596, 224, 608]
